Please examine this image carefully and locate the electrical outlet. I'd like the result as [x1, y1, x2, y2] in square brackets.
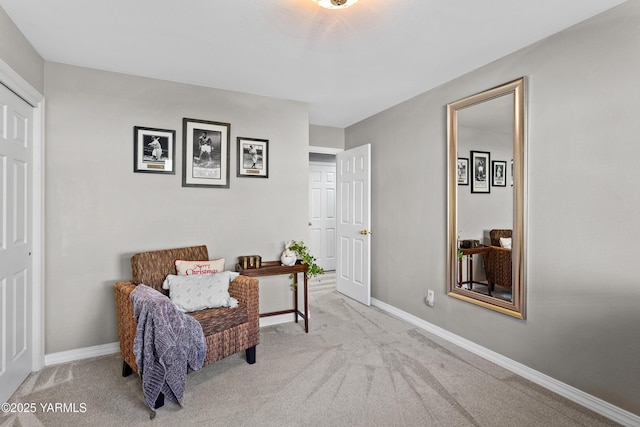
[426, 290, 435, 307]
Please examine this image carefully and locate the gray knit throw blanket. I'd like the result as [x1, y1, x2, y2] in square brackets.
[131, 284, 206, 415]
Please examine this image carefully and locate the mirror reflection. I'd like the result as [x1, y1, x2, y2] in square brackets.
[457, 94, 513, 301]
[447, 78, 526, 318]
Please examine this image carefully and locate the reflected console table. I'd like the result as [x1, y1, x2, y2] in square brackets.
[458, 245, 490, 294]
[236, 261, 309, 333]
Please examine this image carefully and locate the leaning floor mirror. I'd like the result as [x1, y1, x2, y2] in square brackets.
[447, 77, 527, 318]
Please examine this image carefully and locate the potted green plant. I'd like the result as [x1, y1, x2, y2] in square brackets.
[284, 240, 324, 290]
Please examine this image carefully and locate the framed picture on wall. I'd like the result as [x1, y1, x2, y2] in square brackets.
[457, 157, 469, 185]
[492, 160, 507, 187]
[470, 150, 490, 193]
[237, 137, 269, 178]
[182, 118, 230, 188]
[133, 126, 176, 174]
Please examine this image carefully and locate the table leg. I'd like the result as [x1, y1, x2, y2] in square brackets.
[294, 272, 299, 324]
[467, 255, 473, 290]
[303, 272, 309, 333]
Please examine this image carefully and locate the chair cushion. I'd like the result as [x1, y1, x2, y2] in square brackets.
[499, 237, 512, 249]
[188, 304, 249, 335]
[162, 272, 239, 312]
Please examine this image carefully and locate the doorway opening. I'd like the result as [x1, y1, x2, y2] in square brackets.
[308, 147, 340, 296]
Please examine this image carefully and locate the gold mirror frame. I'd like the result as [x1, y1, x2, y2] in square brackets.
[447, 77, 526, 318]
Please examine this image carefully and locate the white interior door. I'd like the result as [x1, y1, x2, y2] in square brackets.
[0, 83, 34, 403]
[308, 161, 337, 271]
[336, 144, 371, 306]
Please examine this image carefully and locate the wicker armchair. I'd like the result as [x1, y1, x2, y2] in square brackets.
[114, 245, 259, 405]
[483, 230, 512, 294]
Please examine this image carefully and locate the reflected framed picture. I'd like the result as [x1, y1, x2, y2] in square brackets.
[457, 157, 469, 185]
[237, 137, 269, 178]
[182, 118, 230, 188]
[471, 150, 490, 193]
[492, 160, 507, 187]
[511, 158, 514, 187]
[133, 126, 176, 174]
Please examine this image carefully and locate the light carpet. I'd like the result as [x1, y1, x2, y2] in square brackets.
[2, 291, 617, 426]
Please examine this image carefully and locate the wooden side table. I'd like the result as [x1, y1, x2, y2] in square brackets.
[458, 245, 491, 294]
[237, 261, 309, 333]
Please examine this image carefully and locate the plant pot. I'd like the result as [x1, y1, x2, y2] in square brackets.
[280, 251, 297, 266]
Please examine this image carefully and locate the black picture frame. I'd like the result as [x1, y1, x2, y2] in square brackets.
[457, 157, 469, 185]
[492, 160, 507, 187]
[182, 118, 230, 188]
[133, 126, 176, 174]
[471, 150, 491, 193]
[237, 137, 269, 178]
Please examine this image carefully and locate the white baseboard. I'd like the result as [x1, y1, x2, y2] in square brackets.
[259, 310, 311, 328]
[45, 342, 120, 366]
[259, 313, 297, 327]
[43, 314, 304, 366]
[371, 297, 640, 427]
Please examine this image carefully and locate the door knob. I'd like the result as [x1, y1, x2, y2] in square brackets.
[308, 222, 312, 226]
[360, 230, 372, 235]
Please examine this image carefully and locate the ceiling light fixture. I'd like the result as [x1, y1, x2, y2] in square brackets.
[311, 0, 358, 10]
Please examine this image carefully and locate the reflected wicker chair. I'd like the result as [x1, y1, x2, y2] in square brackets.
[114, 245, 259, 407]
[483, 230, 512, 295]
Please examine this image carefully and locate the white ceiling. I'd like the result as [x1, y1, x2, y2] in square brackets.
[0, 0, 626, 128]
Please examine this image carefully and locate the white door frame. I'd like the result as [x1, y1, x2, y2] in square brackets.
[309, 146, 343, 156]
[0, 58, 45, 372]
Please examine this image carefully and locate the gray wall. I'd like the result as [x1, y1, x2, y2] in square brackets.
[0, 6, 44, 93]
[310, 124, 345, 149]
[44, 62, 310, 353]
[345, 1, 640, 416]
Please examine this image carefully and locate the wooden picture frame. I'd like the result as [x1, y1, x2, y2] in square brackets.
[457, 157, 469, 185]
[182, 118, 230, 188]
[470, 150, 490, 193]
[492, 160, 507, 187]
[133, 126, 176, 174]
[237, 137, 269, 178]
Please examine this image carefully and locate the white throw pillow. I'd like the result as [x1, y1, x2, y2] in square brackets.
[499, 237, 512, 249]
[162, 271, 239, 312]
[175, 258, 225, 276]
